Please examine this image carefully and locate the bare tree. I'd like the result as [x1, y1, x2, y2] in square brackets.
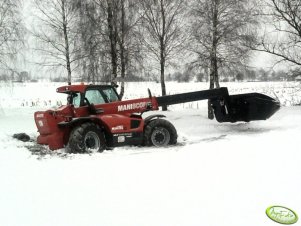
[138, 0, 187, 111]
[33, 0, 79, 84]
[105, 0, 142, 99]
[0, 0, 24, 72]
[118, 0, 128, 99]
[89, 0, 142, 98]
[105, 0, 119, 84]
[117, 0, 143, 98]
[91, 0, 123, 85]
[190, 0, 258, 118]
[73, 1, 104, 83]
[258, 0, 301, 67]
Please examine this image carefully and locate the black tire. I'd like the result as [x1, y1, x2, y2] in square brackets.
[144, 119, 177, 147]
[67, 122, 106, 153]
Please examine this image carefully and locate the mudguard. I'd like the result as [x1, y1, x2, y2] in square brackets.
[144, 114, 166, 125]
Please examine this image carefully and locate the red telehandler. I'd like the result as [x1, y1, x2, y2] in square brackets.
[32, 84, 280, 153]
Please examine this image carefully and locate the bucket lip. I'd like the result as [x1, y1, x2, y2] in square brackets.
[230, 92, 274, 99]
[229, 93, 280, 105]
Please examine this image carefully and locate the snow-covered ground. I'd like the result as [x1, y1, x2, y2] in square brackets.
[0, 82, 300, 226]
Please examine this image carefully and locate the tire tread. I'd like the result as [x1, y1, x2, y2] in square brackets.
[67, 122, 105, 153]
[144, 119, 177, 146]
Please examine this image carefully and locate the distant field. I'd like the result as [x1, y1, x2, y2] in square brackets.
[0, 81, 300, 109]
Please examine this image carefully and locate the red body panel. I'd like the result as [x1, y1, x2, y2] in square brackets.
[34, 105, 75, 149]
[95, 97, 159, 114]
[100, 114, 145, 133]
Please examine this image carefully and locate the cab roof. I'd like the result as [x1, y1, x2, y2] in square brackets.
[56, 84, 114, 94]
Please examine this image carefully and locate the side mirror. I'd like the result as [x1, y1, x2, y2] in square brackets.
[111, 81, 119, 88]
[67, 93, 78, 105]
[67, 94, 72, 105]
[148, 88, 152, 98]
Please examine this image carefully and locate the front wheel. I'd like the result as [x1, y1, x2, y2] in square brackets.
[67, 122, 106, 153]
[144, 119, 177, 147]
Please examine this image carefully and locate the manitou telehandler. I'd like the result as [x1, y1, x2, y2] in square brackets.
[33, 84, 280, 153]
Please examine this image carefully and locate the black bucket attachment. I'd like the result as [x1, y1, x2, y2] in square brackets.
[211, 93, 280, 123]
[156, 87, 280, 123]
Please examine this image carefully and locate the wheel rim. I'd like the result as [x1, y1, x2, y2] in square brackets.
[151, 127, 170, 147]
[84, 131, 101, 152]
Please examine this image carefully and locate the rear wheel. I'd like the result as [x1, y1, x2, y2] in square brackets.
[144, 119, 177, 147]
[68, 122, 106, 153]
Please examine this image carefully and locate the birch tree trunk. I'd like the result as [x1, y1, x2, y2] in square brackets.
[160, 0, 167, 111]
[107, 0, 118, 83]
[208, 0, 219, 119]
[119, 0, 126, 99]
[61, 0, 72, 85]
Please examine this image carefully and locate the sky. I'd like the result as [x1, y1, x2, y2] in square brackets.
[18, 0, 289, 80]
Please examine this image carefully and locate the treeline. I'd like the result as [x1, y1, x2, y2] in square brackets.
[0, 71, 35, 83]
[2, 67, 298, 83]
[168, 68, 301, 82]
[1, 0, 301, 99]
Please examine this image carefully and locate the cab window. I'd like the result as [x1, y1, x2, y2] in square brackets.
[102, 88, 119, 102]
[68, 92, 80, 107]
[72, 93, 81, 107]
[85, 89, 105, 105]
